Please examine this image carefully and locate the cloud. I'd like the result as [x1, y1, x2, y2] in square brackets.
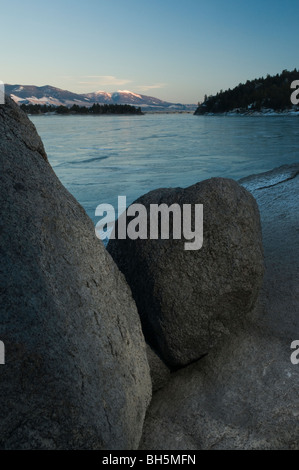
[79, 75, 132, 87]
[136, 83, 166, 92]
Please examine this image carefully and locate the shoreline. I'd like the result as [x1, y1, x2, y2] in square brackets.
[195, 108, 299, 117]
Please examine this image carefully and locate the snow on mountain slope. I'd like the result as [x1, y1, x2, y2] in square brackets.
[117, 90, 142, 98]
[10, 94, 26, 103]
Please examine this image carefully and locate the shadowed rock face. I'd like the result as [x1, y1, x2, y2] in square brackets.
[146, 345, 171, 392]
[139, 164, 299, 450]
[108, 178, 264, 368]
[0, 96, 151, 450]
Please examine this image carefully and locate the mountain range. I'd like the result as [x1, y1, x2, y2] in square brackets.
[5, 84, 196, 111]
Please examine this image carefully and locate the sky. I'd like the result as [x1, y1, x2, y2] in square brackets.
[1, 0, 299, 103]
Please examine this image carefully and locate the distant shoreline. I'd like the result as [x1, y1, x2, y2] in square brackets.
[194, 109, 299, 117]
[27, 110, 196, 116]
[20, 102, 144, 116]
[27, 112, 145, 117]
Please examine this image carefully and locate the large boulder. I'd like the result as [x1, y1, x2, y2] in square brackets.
[0, 96, 151, 449]
[140, 164, 299, 450]
[108, 178, 264, 368]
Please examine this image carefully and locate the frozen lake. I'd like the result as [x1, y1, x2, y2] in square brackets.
[30, 113, 299, 224]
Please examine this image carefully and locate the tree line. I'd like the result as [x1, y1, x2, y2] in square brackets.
[20, 103, 143, 115]
[195, 69, 299, 114]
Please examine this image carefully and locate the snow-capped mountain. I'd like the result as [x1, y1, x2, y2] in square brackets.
[5, 84, 196, 111]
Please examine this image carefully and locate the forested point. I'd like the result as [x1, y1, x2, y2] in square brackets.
[20, 103, 143, 115]
[195, 69, 299, 114]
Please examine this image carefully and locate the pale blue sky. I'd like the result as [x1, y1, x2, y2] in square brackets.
[1, 0, 298, 103]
